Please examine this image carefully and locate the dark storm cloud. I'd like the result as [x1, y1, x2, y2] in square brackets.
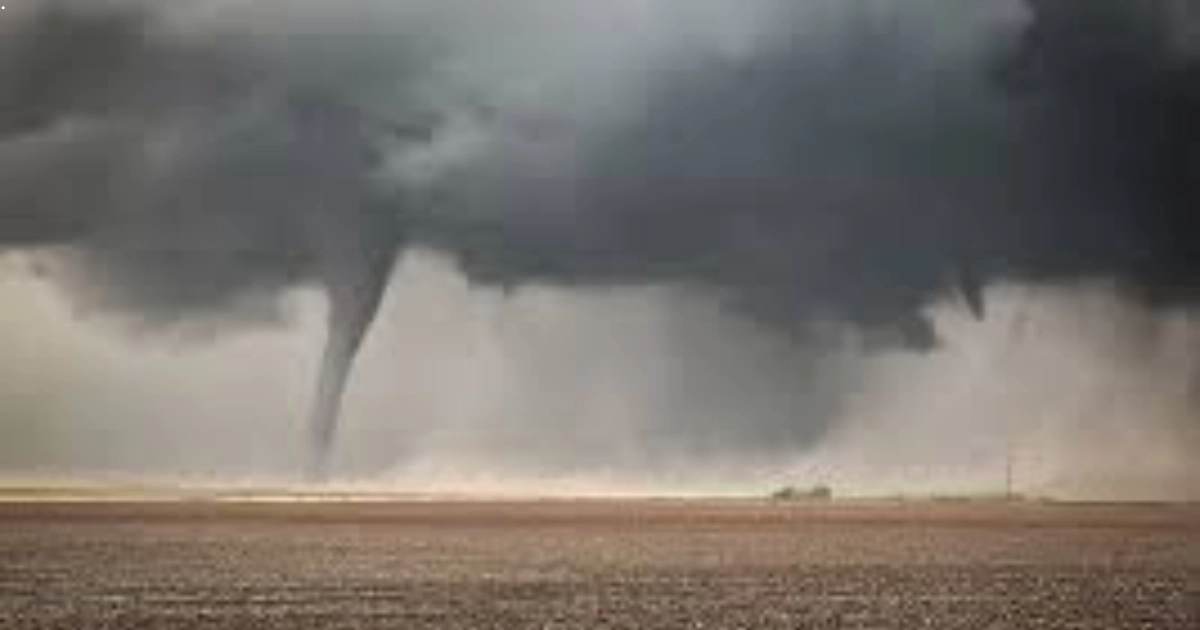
[0, 2, 420, 323]
[434, 0, 1199, 346]
[2, 0, 1195, 338]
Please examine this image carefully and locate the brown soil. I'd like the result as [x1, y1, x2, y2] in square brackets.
[1, 500, 1197, 629]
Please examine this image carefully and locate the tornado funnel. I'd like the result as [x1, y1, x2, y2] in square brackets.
[305, 204, 401, 481]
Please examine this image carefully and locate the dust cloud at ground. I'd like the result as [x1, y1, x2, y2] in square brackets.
[3, 253, 1197, 500]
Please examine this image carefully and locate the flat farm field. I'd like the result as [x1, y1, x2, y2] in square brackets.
[0, 499, 1197, 629]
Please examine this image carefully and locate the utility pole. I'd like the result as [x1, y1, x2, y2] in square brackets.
[1005, 440, 1015, 501]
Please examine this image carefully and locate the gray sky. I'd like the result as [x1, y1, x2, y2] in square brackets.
[0, 1, 1197, 499]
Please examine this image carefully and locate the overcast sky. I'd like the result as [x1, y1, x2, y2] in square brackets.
[0, 1, 1197, 499]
